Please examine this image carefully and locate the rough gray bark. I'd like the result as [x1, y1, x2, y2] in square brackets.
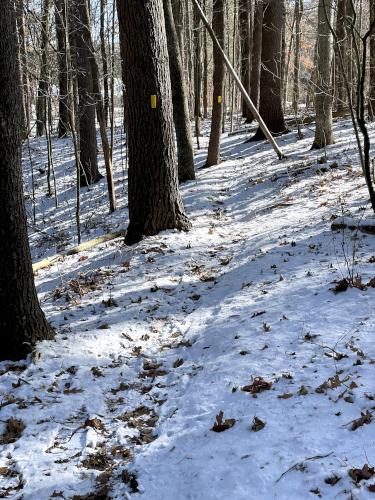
[100, 0, 109, 125]
[251, 0, 287, 140]
[312, 0, 335, 149]
[206, 0, 225, 166]
[0, 0, 54, 361]
[163, 0, 196, 182]
[117, 0, 191, 245]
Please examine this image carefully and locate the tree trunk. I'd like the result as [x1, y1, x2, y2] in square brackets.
[369, 0, 375, 119]
[293, 0, 303, 138]
[36, 0, 51, 137]
[206, 0, 225, 167]
[117, 0, 191, 245]
[251, 0, 287, 140]
[163, 0, 196, 182]
[335, 0, 349, 115]
[0, 0, 54, 362]
[55, 0, 69, 138]
[74, 0, 102, 186]
[193, 3, 202, 144]
[312, 0, 334, 149]
[239, 0, 251, 118]
[203, 0, 209, 119]
[100, 0, 109, 126]
[247, 0, 262, 123]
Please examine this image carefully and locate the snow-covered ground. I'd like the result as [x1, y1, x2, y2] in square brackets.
[1, 118, 375, 499]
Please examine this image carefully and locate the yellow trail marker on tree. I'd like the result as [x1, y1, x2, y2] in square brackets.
[151, 95, 157, 109]
[218, 95, 222, 104]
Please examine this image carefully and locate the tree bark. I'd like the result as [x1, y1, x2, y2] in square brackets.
[206, 0, 225, 167]
[117, 0, 191, 245]
[251, 0, 287, 140]
[74, 0, 102, 186]
[193, 3, 202, 143]
[55, 0, 69, 138]
[312, 0, 335, 149]
[0, 0, 54, 361]
[163, 0, 196, 182]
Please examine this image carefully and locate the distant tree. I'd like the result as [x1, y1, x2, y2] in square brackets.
[335, 0, 349, 115]
[117, 0, 191, 245]
[239, 0, 251, 119]
[312, 0, 334, 149]
[247, 0, 263, 123]
[206, 0, 225, 166]
[55, 0, 69, 138]
[36, 0, 51, 137]
[250, 0, 287, 140]
[0, 0, 54, 361]
[74, 0, 102, 186]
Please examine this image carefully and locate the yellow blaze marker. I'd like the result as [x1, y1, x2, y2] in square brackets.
[151, 95, 157, 109]
[218, 95, 222, 104]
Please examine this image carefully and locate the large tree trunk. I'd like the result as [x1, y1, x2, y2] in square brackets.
[0, 0, 54, 362]
[74, 0, 102, 186]
[312, 0, 334, 149]
[239, 0, 251, 119]
[36, 0, 51, 137]
[163, 0, 196, 182]
[55, 0, 69, 138]
[206, 0, 225, 167]
[369, 0, 375, 119]
[247, 0, 262, 123]
[335, 0, 349, 115]
[251, 0, 287, 140]
[117, 0, 191, 245]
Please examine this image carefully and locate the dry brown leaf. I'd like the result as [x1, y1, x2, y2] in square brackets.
[211, 411, 236, 432]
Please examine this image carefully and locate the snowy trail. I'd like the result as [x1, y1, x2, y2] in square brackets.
[1, 119, 375, 499]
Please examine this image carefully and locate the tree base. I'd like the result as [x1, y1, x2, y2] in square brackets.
[80, 172, 104, 188]
[246, 126, 289, 143]
[125, 213, 191, 246]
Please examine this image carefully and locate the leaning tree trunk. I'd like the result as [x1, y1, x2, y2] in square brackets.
[74, 0, 102, 186]
[0, 0, 54, 362]
[312, 0, 335, 149]
[206, 0, 225, 167]
[369, 0, 375, 119]
[239, 0, 251, 118]
[163, 0, 195, 182]
[247, 0, 262, 123]
[55, 0, 69, 138]
[117, 0, 191, 245]
[250, 0, 287, 140]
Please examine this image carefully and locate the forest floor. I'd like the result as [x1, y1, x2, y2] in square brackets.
[1, 117, 375, 499]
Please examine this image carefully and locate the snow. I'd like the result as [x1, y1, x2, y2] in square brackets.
[1, 117, 375, 499]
